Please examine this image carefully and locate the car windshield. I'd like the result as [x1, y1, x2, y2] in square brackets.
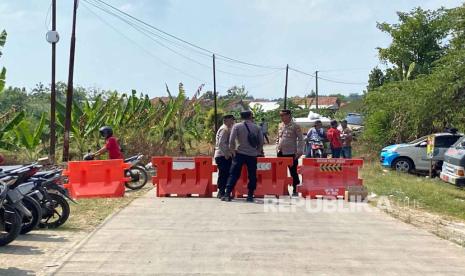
[408, 136, 427, 144]
[345, 114, 363, 125]
[453, 136, 465, 149]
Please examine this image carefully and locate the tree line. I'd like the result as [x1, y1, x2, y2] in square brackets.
[363, 4, 465, 150]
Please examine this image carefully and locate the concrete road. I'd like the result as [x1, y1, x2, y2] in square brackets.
[52, 191, 465, 275]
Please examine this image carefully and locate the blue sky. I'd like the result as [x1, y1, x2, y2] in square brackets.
[0, 0, 462, 99]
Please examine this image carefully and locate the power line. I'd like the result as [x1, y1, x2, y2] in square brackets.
[84, 0, 212, 59]
[85, 2, 213, 68]
[88, 0, 284, 70]
[318, 75, 366, 85]
[44, 2, 52, 31]
[81, 1, 213, 86]
[289, 66, 365, 85]
[318, 67, 371, 73]
[245, 69, 283, 90]
[84, 0, 284, 78]
[288, 67, 315, 77]
[83, 0, 367, 90]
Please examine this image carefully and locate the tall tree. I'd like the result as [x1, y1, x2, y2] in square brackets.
[376, 7, 448, 79]
[223, 85, 250, 101]
[0, 30, 7, 93]
[448, 4, 465, 50]
[367, 67, 385, 92]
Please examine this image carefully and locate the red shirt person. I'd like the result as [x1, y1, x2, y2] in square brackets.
[105, 136, 123, 159]
[326, 120, 342, 158]
[93, 126, 123, 159]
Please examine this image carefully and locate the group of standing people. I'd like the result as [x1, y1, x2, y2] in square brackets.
[214, 110, 265, 202]
[306, 119, 353, 158]
[214, 109, 353, 202]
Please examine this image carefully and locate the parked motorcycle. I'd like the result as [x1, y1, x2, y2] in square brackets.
[0, 164, 44, 235]
[308, 138, 325, 158]
[0, 177, 22, 246]
[0, 163, 46, 245]
[26, 170, 76, 229]
[83, 151, 148, 190]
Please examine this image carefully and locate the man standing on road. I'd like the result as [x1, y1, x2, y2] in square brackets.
[259, 118, 270, 144]
[276, 109, 304, 196]
[214, 115, 235, 198]
[223, 111, 264, 202]
[327, 120, 342, 158]
[338, 119, 353, 158]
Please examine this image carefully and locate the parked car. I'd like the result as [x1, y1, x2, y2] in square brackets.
[440, 136, 465, 186]
[345, 113, 363, 126]
[380, 132, 463, 173]
[344, 113, 363, 138]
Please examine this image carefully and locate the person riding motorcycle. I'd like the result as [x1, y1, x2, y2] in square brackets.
[305, 120, 326, 158]
[90, 126, 124, 160]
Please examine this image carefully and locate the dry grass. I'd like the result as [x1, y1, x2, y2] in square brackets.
[362, 162, 465, 221]
[58, 186, 153, 232]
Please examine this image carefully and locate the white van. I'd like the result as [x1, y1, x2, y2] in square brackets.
[440, 136, 465, 186]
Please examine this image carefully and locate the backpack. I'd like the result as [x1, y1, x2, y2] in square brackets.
[244, 122, 259, 149]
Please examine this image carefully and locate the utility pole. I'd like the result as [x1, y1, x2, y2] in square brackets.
[284, 64, 289, 109]
[213, 54, 218, 133]
[49, 0, 57, 163]
[315, 70, 319, 110]
[63, 0, 78, 162]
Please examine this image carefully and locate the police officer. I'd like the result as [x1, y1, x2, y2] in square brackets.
[223, 110, 264, 202]
[214, 114, 235, 198]
[276, 109, 304, 196]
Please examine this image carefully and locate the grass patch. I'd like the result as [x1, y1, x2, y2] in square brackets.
[362, 162, 465, 221]
[58, 186, 153, 231]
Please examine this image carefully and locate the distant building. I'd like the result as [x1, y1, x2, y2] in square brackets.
[295, 96, 341, 110]
[249, 101, 280, 112]
[150, 97, 171, 105]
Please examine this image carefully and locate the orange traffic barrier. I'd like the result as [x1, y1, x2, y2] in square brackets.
[152, 157, 217, 197]
[64, 159, 130, 199]
[234, 157, 293, 198]
[298, 158, 363, 199]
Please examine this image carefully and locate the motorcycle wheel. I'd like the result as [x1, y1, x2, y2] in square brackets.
[316, 149, 323, 158]
[20, 195, 43, 234]
[125, 166, 148, 190]
[39, 193, 70, 229]
[0, 205, 22, 246]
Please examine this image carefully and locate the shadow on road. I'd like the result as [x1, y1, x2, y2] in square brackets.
[0, 267, 35, 276]
[15, 232, 69, 243]
[0, 244, 43, 255]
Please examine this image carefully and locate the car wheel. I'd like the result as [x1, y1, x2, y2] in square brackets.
[393, 158, 413, 173]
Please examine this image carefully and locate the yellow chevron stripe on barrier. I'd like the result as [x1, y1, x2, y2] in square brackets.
[319, 163, 342, 172]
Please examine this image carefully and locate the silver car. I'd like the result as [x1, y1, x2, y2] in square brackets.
[380, 133, 463, 173]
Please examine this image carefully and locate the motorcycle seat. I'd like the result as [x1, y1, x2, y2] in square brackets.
[124, 156, 138, 163]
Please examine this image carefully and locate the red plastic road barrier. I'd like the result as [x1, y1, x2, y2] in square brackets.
[234, 157, 293, 198]
[152, 157, 217, 197]
[63, 159, 130, 199]
[298, 158, 363, 199]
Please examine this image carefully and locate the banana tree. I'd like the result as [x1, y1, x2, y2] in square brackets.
[104, 91, 160, 140]
[0, 29, 7, 93]
[13, 112, 46, 160]
[56, 97, 109, 156]
[0, 110, 25, 151]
